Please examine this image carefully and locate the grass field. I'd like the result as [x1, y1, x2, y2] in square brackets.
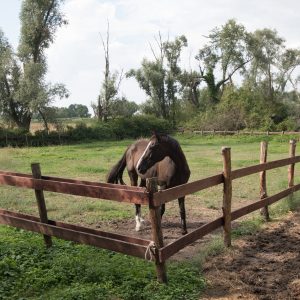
[1, 134, 300, 299]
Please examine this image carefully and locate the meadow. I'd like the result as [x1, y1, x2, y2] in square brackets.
[0, 134, 300, 299]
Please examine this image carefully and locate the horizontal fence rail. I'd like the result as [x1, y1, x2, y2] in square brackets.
[183, 130, 300, 136]
[0, 209, 149, 258]
[231, 156, 300, 180]
[153, 174, 223, 206]
[153, 155, 300, 204]
[0, 171, 149, 205]
[0, 171, 146, 191]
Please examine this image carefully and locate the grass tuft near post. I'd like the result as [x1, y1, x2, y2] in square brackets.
[146, 177, 167, 283]
[222, 147, 232, 247]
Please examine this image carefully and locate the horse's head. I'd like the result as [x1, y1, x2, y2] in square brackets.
[137, 132, 169, 175]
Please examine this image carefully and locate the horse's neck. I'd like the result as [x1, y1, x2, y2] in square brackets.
[166, 141, 190, 182]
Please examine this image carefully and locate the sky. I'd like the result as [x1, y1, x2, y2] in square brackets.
[0, 0, 300, 111]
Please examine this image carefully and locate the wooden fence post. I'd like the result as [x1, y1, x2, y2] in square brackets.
[260, 141, 270, 221]
[146, 177, 167, 283]
[222, 147, 232, 247]
[288, 139, 296, 188]
[31, 163, 52, 248]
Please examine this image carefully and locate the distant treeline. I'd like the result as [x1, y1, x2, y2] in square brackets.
[0, 116, 171, 147]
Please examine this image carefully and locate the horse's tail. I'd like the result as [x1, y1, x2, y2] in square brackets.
[106, 151, 127, 185]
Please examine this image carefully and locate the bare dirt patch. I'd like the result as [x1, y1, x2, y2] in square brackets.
[202, 211, 300, 300]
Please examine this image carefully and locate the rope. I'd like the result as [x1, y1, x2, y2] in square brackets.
[145, 241, 156, 261]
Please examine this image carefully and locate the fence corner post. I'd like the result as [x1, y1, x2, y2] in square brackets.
[146, 177, 167, 283]
[222, 147, 232, 247]
[288, 139, 296, 188]
[259, 141, 270, 221]
[31, 163, 52, 248]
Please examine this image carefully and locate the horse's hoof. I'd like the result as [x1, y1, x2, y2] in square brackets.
[181, 229, 188, 235]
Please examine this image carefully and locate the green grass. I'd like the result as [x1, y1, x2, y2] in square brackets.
[0, 227, 205, 300]
[1, 133, 300, 299]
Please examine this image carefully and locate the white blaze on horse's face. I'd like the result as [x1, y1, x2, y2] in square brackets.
[136, 141, 152, 174]
[137, 135, 167, 175]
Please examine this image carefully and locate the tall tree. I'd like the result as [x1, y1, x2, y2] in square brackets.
[248, 29, 300, 100]
[93, 22, 123, 122]
[196, 19, 251, 104]
[127, 34, 187, 125]
[0, 0, 68, 131]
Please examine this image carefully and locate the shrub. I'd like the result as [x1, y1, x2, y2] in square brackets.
[0, 116, 172, 147]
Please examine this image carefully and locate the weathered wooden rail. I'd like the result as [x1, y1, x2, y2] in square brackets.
[179, 129, 300, 136]
[0, 140, 298, 283]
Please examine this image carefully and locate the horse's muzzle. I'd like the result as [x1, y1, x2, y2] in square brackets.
[137, 163, 147, 175]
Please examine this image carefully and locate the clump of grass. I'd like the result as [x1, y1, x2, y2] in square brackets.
[232, 216, 265, 237]
[196, 236, 225, 266]
[270, 193, 300, 218]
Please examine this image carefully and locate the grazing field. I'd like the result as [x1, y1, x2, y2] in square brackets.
[0, 134, 300, 299]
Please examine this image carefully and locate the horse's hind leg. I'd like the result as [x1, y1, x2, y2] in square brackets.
[178, 197, 187, 235]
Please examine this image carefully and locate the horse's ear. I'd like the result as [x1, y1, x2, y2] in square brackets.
[152, 130, 161, 141]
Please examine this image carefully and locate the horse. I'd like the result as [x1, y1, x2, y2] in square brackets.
[106, 132, 190, 234]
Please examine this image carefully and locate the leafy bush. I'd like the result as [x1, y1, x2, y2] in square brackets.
[0, 116, 172, 147]
[184, 85, 298, 132]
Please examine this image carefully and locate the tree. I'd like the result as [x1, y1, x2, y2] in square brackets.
[127, 34, 187, 125]
[93, 22, 123, 122]
[110, 97, 139, 118]
[247, 29, 300, 102]
[67, 104, 91, 118]
[195, 19, 252, 104]
[0, 0, 68, 131]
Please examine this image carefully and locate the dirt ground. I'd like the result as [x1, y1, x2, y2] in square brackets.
[97, 200, 300, 300]
[202, 211, 300, 300]
[101, 209, 300, 299]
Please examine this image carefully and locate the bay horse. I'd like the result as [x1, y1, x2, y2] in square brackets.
[106, 133, 190, 234]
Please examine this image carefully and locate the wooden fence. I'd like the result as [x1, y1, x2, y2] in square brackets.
[179, 129, 300, 136]
[0, 139, 299, 283]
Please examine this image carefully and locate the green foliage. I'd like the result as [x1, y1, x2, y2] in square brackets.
[128, 34, 187, 125]
[0, 0, 68, 131]
[110, 97, 139, 118]
[0, 115, 172, 147]
[0, 227, 205, 300]
[185, 85, 299, 131]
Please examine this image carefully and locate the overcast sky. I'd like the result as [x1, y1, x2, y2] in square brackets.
[1, 0, 300, 111]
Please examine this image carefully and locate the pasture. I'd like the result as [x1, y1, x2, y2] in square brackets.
[0, 134, 300, 299]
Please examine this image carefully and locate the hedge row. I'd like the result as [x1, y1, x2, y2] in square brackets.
[0, 116, 172, 147]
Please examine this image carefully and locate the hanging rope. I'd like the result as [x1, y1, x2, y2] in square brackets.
[145, 241, 156, 261]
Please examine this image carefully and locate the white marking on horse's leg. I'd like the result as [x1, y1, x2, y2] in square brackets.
[135, 213, 145, 231]
[136, 141, 151, 172]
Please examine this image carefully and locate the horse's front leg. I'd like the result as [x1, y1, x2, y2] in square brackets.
[178, 197, 187, 235]
[135, 204, 144, 231]
[128, 171, 143, 232]
[135, 178, 146, 231]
